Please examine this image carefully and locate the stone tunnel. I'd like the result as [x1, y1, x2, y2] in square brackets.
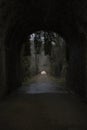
[0, 0, 87, 99]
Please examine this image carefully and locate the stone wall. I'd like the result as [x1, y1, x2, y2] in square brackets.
[0, 43, 6, 98]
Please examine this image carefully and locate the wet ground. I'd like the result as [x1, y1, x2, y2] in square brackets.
[0, 74, 87, 130]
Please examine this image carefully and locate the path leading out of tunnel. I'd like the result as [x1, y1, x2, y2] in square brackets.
[0, 74, 87, 130]
[18, 74, 67, 94]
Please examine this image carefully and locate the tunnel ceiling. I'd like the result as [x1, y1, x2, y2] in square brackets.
[0, 0, 87, 46]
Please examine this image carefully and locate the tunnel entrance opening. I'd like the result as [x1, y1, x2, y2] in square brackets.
[20, 30, 67, 94]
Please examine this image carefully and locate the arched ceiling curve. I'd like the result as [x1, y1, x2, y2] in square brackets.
[2, 0, 87, 47]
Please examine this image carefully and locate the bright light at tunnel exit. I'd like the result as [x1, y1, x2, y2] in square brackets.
[41, 71, 47, 75]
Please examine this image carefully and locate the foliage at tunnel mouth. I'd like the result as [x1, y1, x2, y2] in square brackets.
[21, 30, 67, 84]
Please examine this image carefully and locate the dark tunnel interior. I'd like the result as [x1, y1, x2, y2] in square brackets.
[0, 0, 87, 129]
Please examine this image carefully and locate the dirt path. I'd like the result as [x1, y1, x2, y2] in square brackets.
[0, 75, 87, 130]
[20, 74, 66, 94]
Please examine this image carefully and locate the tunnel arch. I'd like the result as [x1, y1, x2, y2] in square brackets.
[0, 0, 87, 98]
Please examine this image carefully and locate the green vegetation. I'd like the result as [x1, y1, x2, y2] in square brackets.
[50, 76, 66, 86]
[21, 31, 67, 85]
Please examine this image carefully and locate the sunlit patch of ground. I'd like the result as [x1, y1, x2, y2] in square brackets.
[41, 71, 47, 75]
